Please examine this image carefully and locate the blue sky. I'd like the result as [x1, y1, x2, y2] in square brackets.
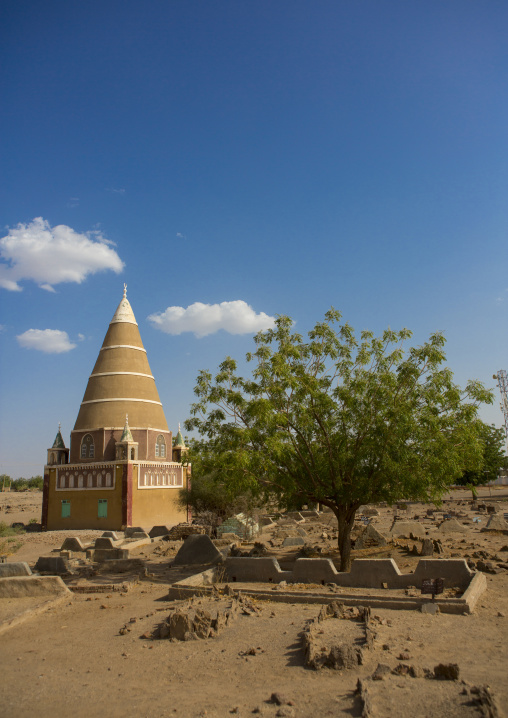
[1, 1, 507, 478]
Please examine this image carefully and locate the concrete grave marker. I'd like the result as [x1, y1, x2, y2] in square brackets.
[173, 534, 223, 566]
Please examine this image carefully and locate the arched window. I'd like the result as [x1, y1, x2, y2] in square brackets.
[105, 473, 111, 487]
[78, 475, 83, 488]
[60, 476, 65, 488]
[87, 474, 93, 487]
[81, 434, 95, 459]
[69, 475, 74, 488]
[155, 435, 166, 458]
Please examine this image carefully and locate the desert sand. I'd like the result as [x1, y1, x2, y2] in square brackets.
[1, 487, 507, 718]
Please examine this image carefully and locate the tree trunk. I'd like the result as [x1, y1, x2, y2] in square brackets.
[333, 505, 357, 572]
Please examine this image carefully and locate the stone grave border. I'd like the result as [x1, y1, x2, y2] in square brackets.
[166, 557, 486, 614]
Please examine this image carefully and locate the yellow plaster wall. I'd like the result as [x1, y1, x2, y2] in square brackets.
[45, 467, 124, 530]
[131, 465, 188, 529]
[101, 323, 144, 349]
[92, 349, 153, 374]
[74, 401, 169, 431]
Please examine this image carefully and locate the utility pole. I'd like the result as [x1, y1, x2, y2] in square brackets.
[493, 370, 508, 450]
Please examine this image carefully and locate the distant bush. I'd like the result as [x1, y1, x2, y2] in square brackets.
[0, 521, 25, 537]
[28, 476, 43, 491]
[10, 476, 43, 492]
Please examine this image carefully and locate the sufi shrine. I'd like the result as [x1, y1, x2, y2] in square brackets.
[42, 287, 190, 530]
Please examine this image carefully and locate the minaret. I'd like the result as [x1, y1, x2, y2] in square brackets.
[115, 414, 139, 461]
[47, 424, 69, 466]
[172, 423, 187, 462]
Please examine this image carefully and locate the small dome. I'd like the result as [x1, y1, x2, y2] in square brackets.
[120, 415, 134, 443]
[173, 423, 185, 448]
[52, 427, 66, 449]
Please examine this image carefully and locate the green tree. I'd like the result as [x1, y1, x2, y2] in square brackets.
[186, 310, 493, 571]
[178, 453, 259, 536]
[27, 476, 44, 491]
[456, 422, 506, 498]
[11, 478, 28, 492]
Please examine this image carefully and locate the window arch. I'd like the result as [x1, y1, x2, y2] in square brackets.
[81, 434, 95, 459]
[155, 435, 166, 458]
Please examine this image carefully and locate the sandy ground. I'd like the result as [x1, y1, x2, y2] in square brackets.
[1, 488, 508, 717]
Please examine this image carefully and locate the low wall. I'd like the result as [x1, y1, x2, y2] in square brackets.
[169, 558, 485, 614]
[224, 557, 474, 589]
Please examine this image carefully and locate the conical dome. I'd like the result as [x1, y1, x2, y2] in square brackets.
[52, 426, 66, 449]
[120, 414, 134, 442]
[173, 423, 185, 448]
[73, 287, 169, 432]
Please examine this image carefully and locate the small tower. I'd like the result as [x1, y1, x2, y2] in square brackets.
[47, 424, 69, 466]
[115, 415, 139, 461]
[172, 423, 187, 462]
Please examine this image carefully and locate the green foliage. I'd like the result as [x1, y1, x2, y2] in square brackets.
[456, 422, 506, 490]
[27, 476, 44, 491]
[0, 521, 26, 537]
[186, 309, 493, 570]
[9, 476, 43, 492]
[178, 453, 258, 535]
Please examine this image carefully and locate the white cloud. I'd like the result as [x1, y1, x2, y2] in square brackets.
[17, 329, 77, 354]
[148, 300, 275, 338]
[0, 217, 124, 291]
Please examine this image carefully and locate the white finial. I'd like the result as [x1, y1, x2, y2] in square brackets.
[123, 283, 127, 298]
[58, 422, 61, 431]
[178, 422, 181, 431]
[125, 413, 129, 425]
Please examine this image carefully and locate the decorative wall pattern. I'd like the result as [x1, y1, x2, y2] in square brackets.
[55, 465, 116, 491]
[138, 464, 183, 489]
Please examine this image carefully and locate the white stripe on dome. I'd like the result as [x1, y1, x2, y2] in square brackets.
[80, 398, 162, 406]
[90, 372, 154, 379]
[100, 345, 146, 352]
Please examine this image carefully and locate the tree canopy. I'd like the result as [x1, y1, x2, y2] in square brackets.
[456, 422, 506, 496]
[186, 309, 493, 570]
[178, 454, 259, 536]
